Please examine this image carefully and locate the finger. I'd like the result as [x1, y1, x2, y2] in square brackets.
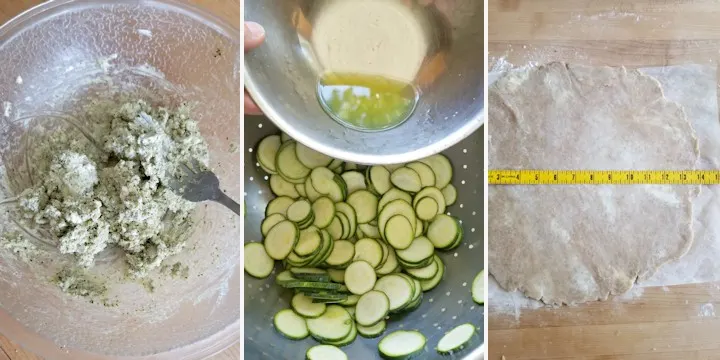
[244, 22, 266, 52]
[244, 92, 263, 115]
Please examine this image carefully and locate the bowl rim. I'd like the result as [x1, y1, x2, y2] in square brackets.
[0, 0, 240, 359]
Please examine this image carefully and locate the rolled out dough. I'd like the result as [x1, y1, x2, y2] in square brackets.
[489, 62, 700, 305]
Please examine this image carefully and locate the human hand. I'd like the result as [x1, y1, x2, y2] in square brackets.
[244, 22, 265, 116]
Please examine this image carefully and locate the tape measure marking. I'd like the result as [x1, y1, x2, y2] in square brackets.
[488, 170, 720, 185]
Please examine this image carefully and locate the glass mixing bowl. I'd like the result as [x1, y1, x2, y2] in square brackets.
[0, 1, 240, 359]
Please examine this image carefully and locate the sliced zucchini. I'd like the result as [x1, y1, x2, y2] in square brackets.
[273, 309, 309, 340]
[390, 167, 422, 193]
[414, 218, 424, 238]
[368, 166, 392, 195]
[375, 246, 399, 276]
[312, 197, 336, 228]
[336, 212, 352, 240]
[339, 294, 360, 306]
[345, 305, 356, 319]
[405, 258, 439, 280]
[261, 213, 286, 237]
[418, 154, 453, 189]
[265, 196, 295, 217]
[281, 132, 291, 143]
[353, 238, 384, 268]
[344, 260, 377, 295]
[325, 240, 355, 268]
[296, 142, 333, 169]
[427, 214, 462, 250]
[420, 256, 445, 291]
[283, 280, 344, 291]
[341, 171, 367, 194]
[358, 223, 380, 238]
[441, 184, 457, 206]
[264, 220, 299, 260]
[397, 255, 434, 270]
[357, 320, 386, 338]
[328, 268, 345, 283]
[355, 290, 390, 326]
[325, 320, 357, 347]
[287, 199, 313, 224]
[275, 270, 297, 285]
[378, 188, 412, 212]
[311, 167, 344, 202]
[296, 183, 307, 198]
[413, 187, 446, 217]
[295, 227, 322, 257]
[346, 190, 378, 224]
[307, 305, 353, 342]
[308, 292, 349, 303]
[270, 174, 300, 198]
[290, 267, 330, 282]
[276, 141, 311, 183]
[305, 177, 323, 202]
[378, 330, 426, 359]
[306, 345, 348, 360]
[415, 197, 439, 221]
[256, 135, 281, 174]
[395, 236, 434, 264]
[472, 270, 485, 305]
[292, 293, 327, 318]
[335, 203, 357, 239]
[436, 323, 476, 355]
[378, 199, 417, 243]
[373, 274, 414, 312]
[406, 161, 436, 188]
[244, 242, 275, 279]
[327, 216, 343, 240]
[375, 239, 390, 270]
[329, 158, 344, 171]
[383, 215, 415, 250]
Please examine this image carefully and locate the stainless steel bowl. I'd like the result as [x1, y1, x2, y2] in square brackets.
[244, 0, 484, 164]
[244, 116, 485, 359]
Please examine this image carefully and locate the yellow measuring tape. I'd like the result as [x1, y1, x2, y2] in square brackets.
[488, 170, 720, 185]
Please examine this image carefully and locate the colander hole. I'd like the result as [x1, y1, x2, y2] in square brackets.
[248, 148, 253, 153]
[422, 314, 427, 318]
[249, 177, 254, 181]
[452, 316, 457, 320]
[265, 284, 270, 288]
[471, 228, 475, 232]
[264, 176, 269, 180]
[462, 282, 467, 287]
[454, 253, 458, 257]
[446, 292, 451, 296]
[469, 244, 475, 249]
[258, 123, 263, 128]
[248, 284, 253, 288]
[258, 190, 263, 194]
[433, 323, 439, 327]
[461, 180, 466, 184]
[472, 211, 477, 215]
[463, 164, 468, 169]
[255, 162, 260, 167]
[447, 212, 452, 215]
[457, 300, 463, 304]
[244, 192, 248, 196]
[429, 298, 434, 303]
[463, 149, 467, 153]
[470, 306, 475, 310]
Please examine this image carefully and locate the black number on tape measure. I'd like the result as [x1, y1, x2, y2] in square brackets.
[626, 174, 633, 181]
[644, 174, 651, 180]
[496, 174, 500, 180]
[608, 174, 612, 181]
[553, 174, 557, 181]
[572, 173, 576, 180]
[590, 174, 594, 181]
[699, 174, 705, 180]
[535, 174, 539, 181]
[662, 174, 669, 180]
[680, 173, 687, 181]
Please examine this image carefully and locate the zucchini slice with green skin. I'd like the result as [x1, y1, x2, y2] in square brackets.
[265, 196, 295, 217]
[244, 242, 275, 279]
[256, 135, 281, 174]
[275, 270, 297, 285]
[383, 215, 415, 250]
[472, 270, 485, 305]
[355, 290, 390, 326]
[414, 218, 425, 238]
[324, 320, 357, 347]
[273, 309, 309, 340]
[326, 216, 343, 240]
[378, 199, 417, 244]
[406, 161, 436, 188]
[368, 166, 392, 195]
[441, 184, 457, 206]
[375, 246, 399, 276]
[341, 171, 367, 195]
[396, 236, 434, 264]
[306, 305, 353, 342]
[405, 257, 439, 280]
[281, 132, 291, 143]
[346, 190, 379, 224]
[308, 292, 349, 302]
[353, 238, 384, 268]
[339, 294, 360, 306]
[295, 227, 322, 257]
[357, 320, 386, 338]
[296, 183, 307, 198]
[373, 274, 414, 312]
[328, 268, 345, 283]
[287, 199, 313, 224]
[311, 167, 345, 202]
[276, 141, 311, 183]
[415, 197, 439, 221]
[420, 256, 445, 291]
[412, 187, 446, 217]
[264, 220, 299, 260]
[261, 213, 286, 237]
[325, 240, 355, 268]
[378, 188, 412, 212]
[270, 174, 300, 198]
[358, 223, 381, 238]
[291, 293, 327, 318]
[283, 280, 344, 291]
[390, 167, 422, 193]
[312, 197, 336, 229]
[427, 214, 461, 249]
[378, 330, 427, 359]
[290, 267, 329, 282]
[335, 203, 358, 239]
[305, 177, 323, 202]
[436, 323, 477, 355]
[344, 260, 377, 295]
[306, 345, 348, 360]
[375, 239, 390, 270]
[336, 212, 352, 240]
[418, 154, 453, 189]
[296, 142, 333, 169]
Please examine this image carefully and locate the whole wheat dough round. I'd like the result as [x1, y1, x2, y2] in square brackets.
[489, 62, 699, 305]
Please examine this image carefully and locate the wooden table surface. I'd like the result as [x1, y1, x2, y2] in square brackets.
[0, 1, 240, 359]
[489, 0, 720, 359]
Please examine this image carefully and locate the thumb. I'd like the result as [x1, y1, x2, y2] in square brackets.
[244, 22, 266, 52]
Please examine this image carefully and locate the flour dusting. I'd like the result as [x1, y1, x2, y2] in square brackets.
[699, 303, 715, 317]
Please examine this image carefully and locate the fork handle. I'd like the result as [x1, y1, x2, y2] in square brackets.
[215, 191, 241, 216]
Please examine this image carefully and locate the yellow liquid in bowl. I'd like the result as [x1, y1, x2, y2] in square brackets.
[317, 73, 419, 131]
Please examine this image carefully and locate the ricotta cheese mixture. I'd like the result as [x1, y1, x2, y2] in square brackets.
[0, 100, 209, 298]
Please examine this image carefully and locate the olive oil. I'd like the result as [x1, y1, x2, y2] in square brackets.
[317, 73, 419, 131]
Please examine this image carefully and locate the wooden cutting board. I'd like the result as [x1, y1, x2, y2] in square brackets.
[489, 0, 720, 359]
[0, 1, 239, 359]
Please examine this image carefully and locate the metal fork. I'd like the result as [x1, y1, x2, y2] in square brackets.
[171, 160, 241, 215]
